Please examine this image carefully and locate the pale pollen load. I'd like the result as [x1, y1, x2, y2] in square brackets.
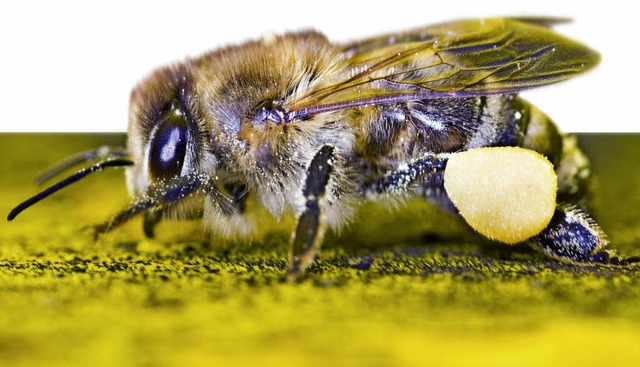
[444, 147, 557, 244]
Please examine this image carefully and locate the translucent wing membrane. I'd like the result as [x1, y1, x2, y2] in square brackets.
[286, 18, 600, 120]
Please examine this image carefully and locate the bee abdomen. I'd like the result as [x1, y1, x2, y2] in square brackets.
[518, 100, 590, 201]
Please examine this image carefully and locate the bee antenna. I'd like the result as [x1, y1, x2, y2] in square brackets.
[7, 158, 134, 221]
[35, 146, 129, 185]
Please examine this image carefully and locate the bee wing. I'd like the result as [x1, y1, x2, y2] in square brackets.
[286, 18, 599, 120]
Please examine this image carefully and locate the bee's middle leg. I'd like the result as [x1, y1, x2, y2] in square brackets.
[287, 145, 336, 280]
[362, 153, 450, 198]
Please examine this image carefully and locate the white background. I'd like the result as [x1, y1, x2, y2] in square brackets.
[1, 1, 636, 132]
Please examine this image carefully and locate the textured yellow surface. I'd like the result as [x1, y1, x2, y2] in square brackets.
[1, 134, 639, 367]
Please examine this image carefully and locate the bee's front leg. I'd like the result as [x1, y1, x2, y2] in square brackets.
[143, 210, 162, 238]
[287, 145, 336, 280]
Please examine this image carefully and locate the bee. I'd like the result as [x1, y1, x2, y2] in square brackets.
[8, 17, 638, 279]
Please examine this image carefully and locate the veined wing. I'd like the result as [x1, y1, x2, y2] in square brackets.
[285, 18, 599, 121]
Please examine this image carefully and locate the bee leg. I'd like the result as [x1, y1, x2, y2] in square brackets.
[418, 185, 458, 215]
[287, 145, 335, 280]
[363, 153, 449, 196]
[527, 203, 630, 264]
[94, 172, 208, 236]
[143, 210, 162, 238]
[223, 182, 248, 214]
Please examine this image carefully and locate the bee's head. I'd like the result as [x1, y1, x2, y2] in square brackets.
[127, 62, 211, 196]
[105, 62, 239, 233]
[8, 62, 234, 233]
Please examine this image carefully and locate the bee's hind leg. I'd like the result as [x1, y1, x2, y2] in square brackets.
[287, 145, 336, 280]
[528, 203, 639, 265]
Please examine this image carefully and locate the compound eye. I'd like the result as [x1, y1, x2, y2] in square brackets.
[149, 105, 189, 180]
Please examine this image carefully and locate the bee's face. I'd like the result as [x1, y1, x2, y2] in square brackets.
[126, 63, 212, 199]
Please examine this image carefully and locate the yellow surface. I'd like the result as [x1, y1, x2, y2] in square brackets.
[1, 134, 639, 367]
